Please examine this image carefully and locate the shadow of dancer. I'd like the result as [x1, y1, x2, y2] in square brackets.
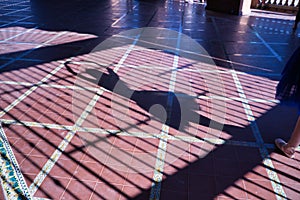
[65, 61, 226, 136]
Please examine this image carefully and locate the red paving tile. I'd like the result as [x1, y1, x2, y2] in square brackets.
[2, 87, 75, 125]
[0, 1, 300, 200]
[60, 138, 86, 160]
[0, 29, 23, 40]
[129, 152, 157, 173]
[0, 61, 48, 82]
[49, 158, 79, 179]
[11, 137, 37, 155]
[120, 186, 143, 200]
[238, 73, 278, 99]
[60, 180, 96, 200]
[0, 42, 36, 57]
[134, 138, 160, 153]
[218, 179, 248, 199]
[243, 179, 277, 199]
[48, 32, 97, 45]
[72, 161, 104, 182]
[42, 129, 69, 143]
[124, 172, 154, 189]
[244, 164, 270, 181]
[100, 166, 128, 185]
[20, 155, 49, 175]
[34, 177, 71, 199]
[90, 183, 123, 200]
[8, 32, 58, 44]
[45, 67, 77, 86]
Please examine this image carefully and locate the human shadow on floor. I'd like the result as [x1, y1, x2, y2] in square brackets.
[66, 61, 300, 200]
[65, 61, 201, 131]
[65, 61, 260, 141]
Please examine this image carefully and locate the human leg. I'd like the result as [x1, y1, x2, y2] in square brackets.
[275, 116, 300, 158]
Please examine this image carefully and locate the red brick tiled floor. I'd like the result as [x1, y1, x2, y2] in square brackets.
[0, 0, 300, 200]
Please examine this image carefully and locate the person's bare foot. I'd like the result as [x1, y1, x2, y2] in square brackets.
[275, 138, 295, 158]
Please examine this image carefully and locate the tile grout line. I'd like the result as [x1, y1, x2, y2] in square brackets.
[149, 36, 182, 200]
[0, 15, 32, 28]
[55, 30, 141, 200]
[0, 1, 28, 9]
[0, 78, 280, 103]
[0, 30, 71, 198]
[231, 70, 287, 200]
[0, 6, 30, 17]
[0, 124, 32, 199]
[0, 30, 67, 70]
[0, 60, 68, 199]
[3, 118, 295, 150]
[28, 24, 142, 197]
[252, 29, 283, 62]
[0, 61, 66, 118]
[211, 16, 286, 199]
[149, 68, 177, 200]
[0, 9, 32, 28]
[28, 89, 103, 196]
[0, 26, 38, 43]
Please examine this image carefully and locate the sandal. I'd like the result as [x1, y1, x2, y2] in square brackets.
[275, 138, 295, 158]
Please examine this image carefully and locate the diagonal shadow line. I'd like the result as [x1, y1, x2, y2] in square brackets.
[243, 176, 292, 200]
[270, 156, 300, 170]
[63, 56, 295, 199]
[5, 124, 107, 200]
[132, 104, 299, 200]
[0, 39, 248, 198]
[74, 59, 275, 125]
[0, 72, 176, 196]
[0, 60, 212, 175]
[250, 165, 300, 194]
[3, 112, 142, 200]
[0, 61, 272, 130]
[0, 37, 102, 72]
[263, 163, 300, 183]
[0, 47, 284, 200]
[0, 66, 177, 197]
[0, 90, 172, 181]
[0, 47, 296, 200]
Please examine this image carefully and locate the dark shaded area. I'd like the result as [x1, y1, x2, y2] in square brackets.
[133, 104, 299, 199]
[0, 38, 101, 73]
[29, 0, 114, 35]
[206, 0, 242, 15]
[66, 63, 190, 130]
[29, 0, 164, 35]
